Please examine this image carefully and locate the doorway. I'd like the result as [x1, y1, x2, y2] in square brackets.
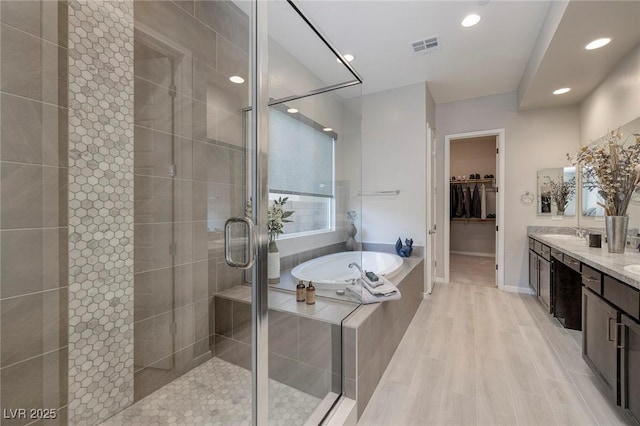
[444, 129, 505, 289]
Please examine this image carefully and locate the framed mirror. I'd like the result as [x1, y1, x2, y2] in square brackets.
[537, 167, 577, 217]
[581, 167, 605, 218]
[578, 116, 640, 228]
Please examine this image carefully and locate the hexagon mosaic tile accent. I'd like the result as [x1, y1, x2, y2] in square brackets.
[100, 357, 322, 426]
[68, 0, 135, 424]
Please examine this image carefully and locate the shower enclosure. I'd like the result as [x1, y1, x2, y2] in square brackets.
[0, 0, 362, 425]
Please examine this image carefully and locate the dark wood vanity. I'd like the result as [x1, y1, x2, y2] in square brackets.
[529, 234, 640, 424]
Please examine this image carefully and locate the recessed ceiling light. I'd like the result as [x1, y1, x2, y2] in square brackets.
[553, 88, 571, 95]
[323, 127, 333, 132]
[287, 108, 298, 114]
[229, 76, 244, 84]
[585, 38, 611, 50]
[461, 14, 481, 27]
[336, 54, 355, 63]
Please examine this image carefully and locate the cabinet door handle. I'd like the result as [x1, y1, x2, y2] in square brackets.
[607, 317, 615, 342]
[618, 323, 626, 349]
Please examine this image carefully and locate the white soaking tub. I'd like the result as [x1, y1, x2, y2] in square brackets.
[291, 251, 403, 289]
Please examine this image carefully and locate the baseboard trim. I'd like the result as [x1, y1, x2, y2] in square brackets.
[434, 277, 447, 284]
[502, 285, 534, 295]
[450, 250, 495, 258]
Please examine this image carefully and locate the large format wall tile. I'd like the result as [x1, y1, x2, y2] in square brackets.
[0, 163, 67, 230]
[0, 0, 68, 48]
[134, 0, 217, 69]
[1, 289, 67, 368]
[134, 261, 208, 323]
[1, 348, 68, 426]
[0, 1, 70, 422]
[134, 126, 193, 179]
[67, 1, 134, 424]
[0, 23, 67, 106]
[0, 93, 68, 166]
[194, 1, 249, 52]
[1, 228, 67, 298]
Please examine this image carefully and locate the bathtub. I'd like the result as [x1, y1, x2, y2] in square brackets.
[291, 251, 404, 289]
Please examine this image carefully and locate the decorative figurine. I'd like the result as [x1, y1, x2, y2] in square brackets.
[395, 237, 413, 258]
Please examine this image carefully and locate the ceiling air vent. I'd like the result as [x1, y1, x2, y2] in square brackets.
[411, 36, 440, 54]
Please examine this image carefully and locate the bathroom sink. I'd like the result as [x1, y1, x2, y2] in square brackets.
[624, 265, 640, 275]
[541, 234, 581, 239]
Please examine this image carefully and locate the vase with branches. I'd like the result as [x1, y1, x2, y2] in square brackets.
[569, 129, 640, 252]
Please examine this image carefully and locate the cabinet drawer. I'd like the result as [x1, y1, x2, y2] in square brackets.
[529, 238, 535, 250]
[534, 240, 542, 255]
[540, 244, 551, 261]
[551, 248, 563, 261]
[564, 254, 581, 273]
[603, 275, 640, 321]
[582, 265, 602, 294]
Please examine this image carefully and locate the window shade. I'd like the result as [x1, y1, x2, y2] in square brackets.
[269, 109, 334, 197]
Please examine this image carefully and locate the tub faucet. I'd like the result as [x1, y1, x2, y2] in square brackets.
[348, 262, 364, 274]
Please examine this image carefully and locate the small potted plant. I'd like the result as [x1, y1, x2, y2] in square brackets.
[267, 197, 294, 283]
[569, 130, 640, 253]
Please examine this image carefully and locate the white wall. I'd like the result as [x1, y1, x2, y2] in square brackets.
[580, 43, 640, 143]
[578, 43, 640, 231]
[436, 92, 580, 289]
[360, 83, 427, 248]
[426, 84, 436, 128]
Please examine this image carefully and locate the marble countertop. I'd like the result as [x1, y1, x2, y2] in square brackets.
[528, 232, 640, 290]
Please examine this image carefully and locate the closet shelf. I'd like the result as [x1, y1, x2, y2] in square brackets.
[451, 217, 496, 222]
[450, 179, 495, 185]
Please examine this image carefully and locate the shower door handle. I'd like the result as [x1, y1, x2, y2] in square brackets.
[224, 217, 256, 269]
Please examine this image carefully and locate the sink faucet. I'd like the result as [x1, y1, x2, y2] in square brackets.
[348, 262, 364, 274]
[572, 227, 587, 238]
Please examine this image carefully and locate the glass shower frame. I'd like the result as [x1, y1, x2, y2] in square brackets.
[247, 0, 363, 423]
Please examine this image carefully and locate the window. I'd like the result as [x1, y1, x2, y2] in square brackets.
[269, 108, 335, 236]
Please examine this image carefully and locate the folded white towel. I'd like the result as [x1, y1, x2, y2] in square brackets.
[362, 272, 384, 288]
[361, 276, 397, 295]
[344, 279, 402, 304]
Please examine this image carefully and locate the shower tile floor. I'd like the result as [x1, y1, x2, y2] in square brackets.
[101, 357, 321, 426]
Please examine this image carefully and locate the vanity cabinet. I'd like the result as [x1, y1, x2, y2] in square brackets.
[538, 257, 551, 311]
[528, 237, 550, 309]
[582, 287, 619, 402]
[621, 314, 640, 423]
[528, 233, 640, 424]
[529, 250, 538, 295]
[553, 253, 582, 330]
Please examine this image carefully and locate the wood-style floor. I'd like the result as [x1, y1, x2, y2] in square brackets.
[358, 255, 632, 426]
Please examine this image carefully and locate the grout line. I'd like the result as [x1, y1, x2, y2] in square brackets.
[134, 258, 213, 276]
[0, 286, 67, 302]
[1, 345, 68, 371]
[134, 296, 212, 325]
[133, 121, 246, 154]
[0, 89, 69, 110]
[0, 226, 68, 232]
[0, 21, 68, 50]
[0, 159, 68, 170]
